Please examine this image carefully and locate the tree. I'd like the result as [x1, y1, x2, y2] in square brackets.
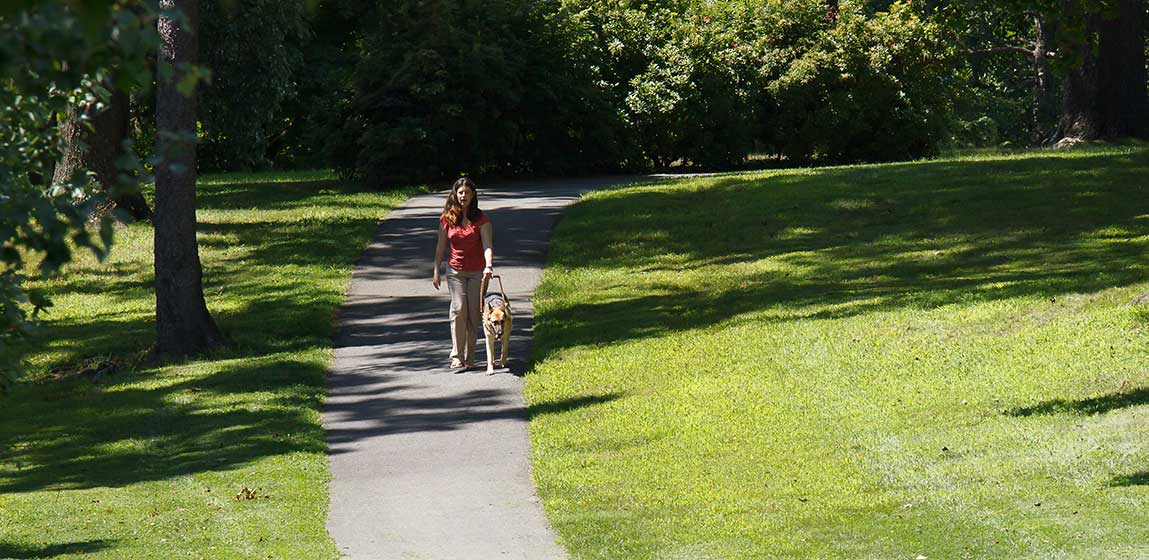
[1, 1, 155, 388]
[197, 0, 311, 171]
[940, 0, 1148, 144]
[54, 77, 154, 221]
[154, 0, 225, 358]
[1056, 0, 1149, 141]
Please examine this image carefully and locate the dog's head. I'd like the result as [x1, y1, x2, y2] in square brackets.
[484, 303, 508, 338]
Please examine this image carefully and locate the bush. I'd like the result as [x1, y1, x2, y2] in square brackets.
[332, 0, 627, 186]
[763, 1, 955, 163]
[624, 5, 762, 167]
[329, 0, 960, 183]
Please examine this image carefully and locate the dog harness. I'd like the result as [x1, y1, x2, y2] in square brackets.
[484, 292, 508, 309]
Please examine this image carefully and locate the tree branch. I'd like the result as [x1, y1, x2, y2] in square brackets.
[963, 46, 1039, 58]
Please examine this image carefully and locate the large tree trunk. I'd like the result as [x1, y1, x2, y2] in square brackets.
[1057, 0, 1149, 141]
[154, 0, 225, 358]
[53, 83, 153, 221]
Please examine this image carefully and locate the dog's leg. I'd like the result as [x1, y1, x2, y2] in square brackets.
[499, 316, 512, 369]
[484, 326, 497, 374]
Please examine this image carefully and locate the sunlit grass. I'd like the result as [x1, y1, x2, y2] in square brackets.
[526, 147, 1149, 559]
[0, 170, 413, 559]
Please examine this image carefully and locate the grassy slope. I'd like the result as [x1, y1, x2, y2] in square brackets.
[526, 148, 1149, 559]
[0, 171, 409, 559]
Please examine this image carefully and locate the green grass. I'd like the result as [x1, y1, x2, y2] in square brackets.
[0, 170, 411, 559]
[526, 147, 1149, 559]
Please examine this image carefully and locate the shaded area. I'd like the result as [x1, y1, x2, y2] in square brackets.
[196, 178, 350, 211]
[324, 374, 620, 455]
[535, 152, 1149, 359]
[2, 176, 401, 496]
[1110, 472, 1149, 486]
[324, 370, 524, 454]
[1008, 387, 1149, 417]
[0, 540, 115, 559]
[18, 177, 393, 374]
[0, 356, 328, 493]
[528, 393, 622, 418]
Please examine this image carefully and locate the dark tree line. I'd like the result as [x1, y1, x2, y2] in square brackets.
[202, 0, 1141, 185]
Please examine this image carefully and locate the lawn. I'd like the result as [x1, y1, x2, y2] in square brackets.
[525, 147, 1149, 559]
[0, 171, 411, 559]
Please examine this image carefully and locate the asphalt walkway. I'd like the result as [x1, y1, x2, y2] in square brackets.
[323, 177, 642, 559]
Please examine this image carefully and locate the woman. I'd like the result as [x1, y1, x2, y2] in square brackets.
[433, 177, 493, 370]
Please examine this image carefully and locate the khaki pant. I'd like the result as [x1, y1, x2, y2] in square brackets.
[447, 268, 482, 364]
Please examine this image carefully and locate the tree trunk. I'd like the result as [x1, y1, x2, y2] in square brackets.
[154, 0, 225, 358]
[53, 83, 153, 221]
[1031, 14, 1059, 144]
[1057, 0, 1149, 141]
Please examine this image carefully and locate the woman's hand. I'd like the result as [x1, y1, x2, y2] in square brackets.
[433, 268, 441, 290]
[483, 266, 493, 280]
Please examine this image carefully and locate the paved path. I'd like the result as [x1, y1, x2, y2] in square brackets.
[324, 177, 643, 560]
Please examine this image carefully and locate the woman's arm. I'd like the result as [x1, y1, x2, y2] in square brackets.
[480, 221, 494, 278]
[433, 224, 447, 289]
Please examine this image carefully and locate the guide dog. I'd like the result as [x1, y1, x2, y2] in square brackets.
[481, 276, 513, 373]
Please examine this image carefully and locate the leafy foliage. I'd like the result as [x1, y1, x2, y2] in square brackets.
[328, 0, 957, 183]
[330, 0, 623, 185]
[0, 1, 156, 387]
[763, 1, 955, 162]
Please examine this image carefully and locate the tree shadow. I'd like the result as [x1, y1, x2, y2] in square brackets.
[527, 393, 622, 418]
[323, 371, 521, 454]
[1110, 471, 1149, 486]
[0, 540, 115, 558]
[197, 178, 348, 211]
[1007, 387, 1149, 417]
[0, 356, 328, 493]
[534, 151, 1149, 359]
[2, 176, 418, 494]
[197, 217, 378, 268]
[324, 362, 624, 454]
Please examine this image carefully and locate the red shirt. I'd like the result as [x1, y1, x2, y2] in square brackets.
[442, 213, 489, 271]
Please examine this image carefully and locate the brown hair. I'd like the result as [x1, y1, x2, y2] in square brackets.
[441, 177, 482, 226]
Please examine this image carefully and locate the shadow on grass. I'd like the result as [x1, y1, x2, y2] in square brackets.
[1110, 472, 1149, 486]
[0, 356, 328, 493]
[197, 218, 376, 269]
[0, 175, 402, 496]
[197, 179, 346, 211]
[528, 393, 622, 418]
[1007, 387, 1149, 417]
[535, 151, 1149, 360]
[0, 540, 116, 558]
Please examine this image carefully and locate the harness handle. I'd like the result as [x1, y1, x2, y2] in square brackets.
[481, 274, 504, 299]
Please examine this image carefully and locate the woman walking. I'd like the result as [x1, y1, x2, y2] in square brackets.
[433, 177, 493, 371]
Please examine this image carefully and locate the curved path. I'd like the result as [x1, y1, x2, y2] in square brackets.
[324, 177, 644, 559]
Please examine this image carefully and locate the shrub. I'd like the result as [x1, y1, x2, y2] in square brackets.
[763, 1, 955, 163]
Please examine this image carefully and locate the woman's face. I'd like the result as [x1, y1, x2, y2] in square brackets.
[455, 184, 473, 206]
